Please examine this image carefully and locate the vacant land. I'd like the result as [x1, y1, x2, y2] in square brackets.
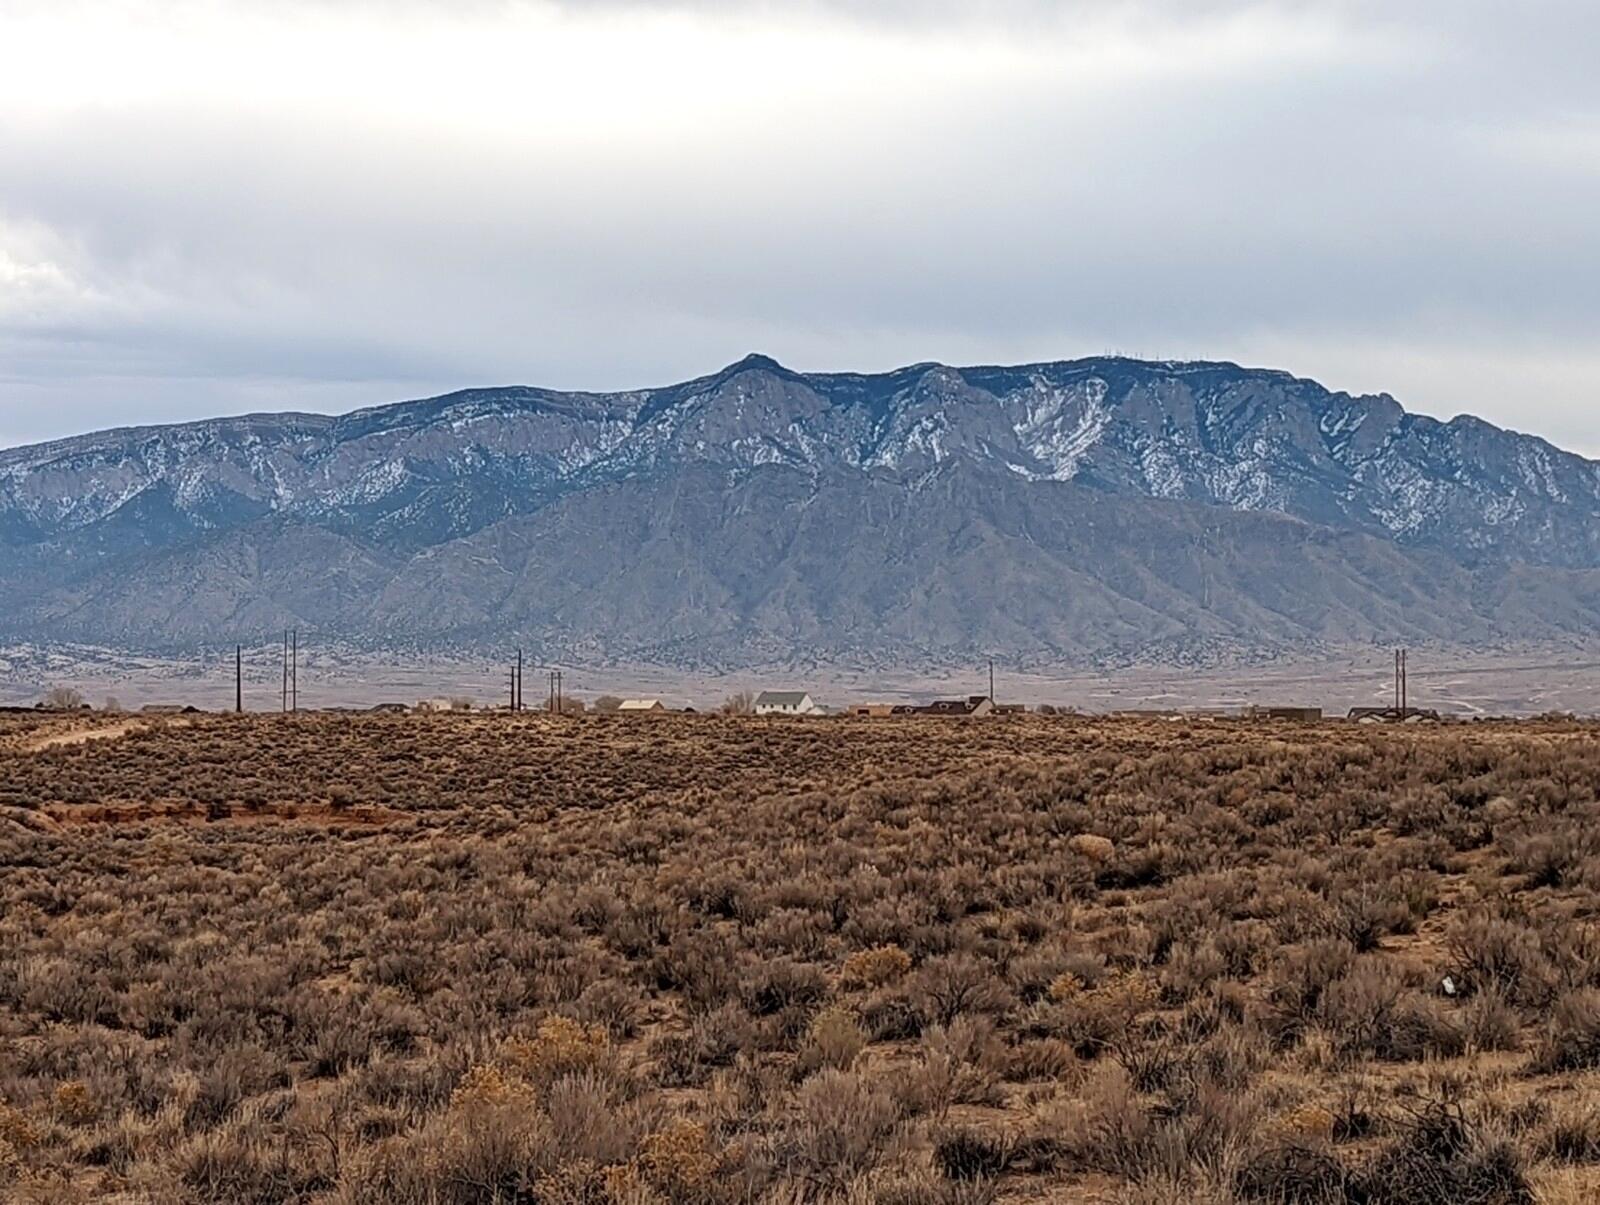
[11, 642, 1600, 717]
[2, 713, 1599, 1203]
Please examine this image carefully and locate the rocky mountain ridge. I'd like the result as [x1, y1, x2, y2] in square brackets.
[2, 354, 1597, 665]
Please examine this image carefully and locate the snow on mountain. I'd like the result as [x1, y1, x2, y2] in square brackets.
[3, 354, 1599, 663]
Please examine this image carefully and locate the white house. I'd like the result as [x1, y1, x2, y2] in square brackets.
[754, 690, 817, 716]
[417, 697, 472, 712]
[617, 698, 667, 712]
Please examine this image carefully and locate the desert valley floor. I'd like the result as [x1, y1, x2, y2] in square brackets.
[9, 644, 1600, 717]
[3, 711, 1600, 1203]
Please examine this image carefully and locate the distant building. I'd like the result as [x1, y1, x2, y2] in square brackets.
[916, 696, 995, 717]
[618, 698, 668, 712]
[754, 690, 817, 716]
[416, 698, 472, 712]
[1244, 706, 1324, 722]
[849, 703, 900, 717]
[1348, 706, 1442, 724]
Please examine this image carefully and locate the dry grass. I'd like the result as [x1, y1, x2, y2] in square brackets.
[2, 711, 1599, 1202]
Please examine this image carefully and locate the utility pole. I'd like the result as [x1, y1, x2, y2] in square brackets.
[557, 669, 563, 715]
[282, 628, 289, 713]
[988, 659, 995, 704]
[291, 629, 297, 713]
[508, 649, 525, 712]
[236, 645, 242, 713]
[1392, 648, 1411, 715]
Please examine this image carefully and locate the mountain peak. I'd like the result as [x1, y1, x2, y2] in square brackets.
[723, 352, 791, 375]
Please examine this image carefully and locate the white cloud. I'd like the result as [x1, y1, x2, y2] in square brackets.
[0, 219, 107, 322]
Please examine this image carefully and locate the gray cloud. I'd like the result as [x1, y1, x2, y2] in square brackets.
[1, 0, 1597, 452]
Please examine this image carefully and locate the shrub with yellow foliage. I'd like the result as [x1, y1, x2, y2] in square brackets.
[505, 1015, 615, 1088]
[841, 944, 913, 989]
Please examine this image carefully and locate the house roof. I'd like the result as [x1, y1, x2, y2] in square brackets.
[917, 697, 993, 715]
[755, 691, 811, 706]
[618, 698, 665, 710]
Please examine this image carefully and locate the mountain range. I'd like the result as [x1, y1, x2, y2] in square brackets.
[3, 353, 1599, 669]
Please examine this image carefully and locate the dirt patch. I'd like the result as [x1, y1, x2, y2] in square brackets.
[38, 800, 406, 829]
[0, 805, 62, 833]
[20, 720, 146, 753]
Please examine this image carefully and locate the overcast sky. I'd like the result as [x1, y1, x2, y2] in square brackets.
[2, 0, 1597, 453]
